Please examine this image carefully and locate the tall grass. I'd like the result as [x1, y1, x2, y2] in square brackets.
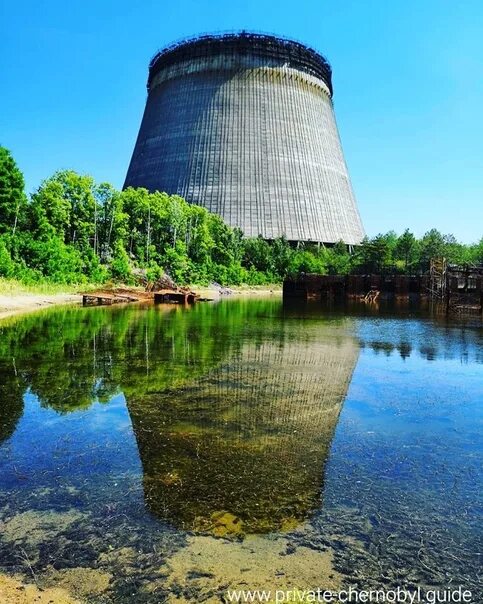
[0, 278, 98, 296]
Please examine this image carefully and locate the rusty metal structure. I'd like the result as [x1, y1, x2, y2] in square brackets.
[429, 257, 448, 301]
[124, 32, 365, 244]
[284, 262, 483, 315]
[445, 262, 483, 314]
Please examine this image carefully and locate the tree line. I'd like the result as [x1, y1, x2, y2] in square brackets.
[0, 146, 482, 286]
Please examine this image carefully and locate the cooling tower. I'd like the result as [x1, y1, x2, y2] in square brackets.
[124, 32, 365, 244]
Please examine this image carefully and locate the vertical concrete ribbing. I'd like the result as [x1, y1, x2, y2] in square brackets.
[125, 47, 364, 244]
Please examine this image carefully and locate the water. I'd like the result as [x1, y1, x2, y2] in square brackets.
[0, 299, 481, 602]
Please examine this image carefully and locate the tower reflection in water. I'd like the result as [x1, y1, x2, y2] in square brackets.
[127, 326, 359, 536]
[0, 302, 359, 536]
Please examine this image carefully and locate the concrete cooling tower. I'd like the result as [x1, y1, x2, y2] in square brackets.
[124, 32, 365, 244]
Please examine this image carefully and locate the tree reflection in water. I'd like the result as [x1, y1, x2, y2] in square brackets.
[0, 301, 359, 534]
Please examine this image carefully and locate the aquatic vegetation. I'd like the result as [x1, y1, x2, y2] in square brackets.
[42, 567, 112, 599]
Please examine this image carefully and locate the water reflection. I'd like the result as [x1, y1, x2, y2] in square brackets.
[0, 300, 482, 601]
[0, 359, 23, 444]
[283, 300, 483, 363]
[0, 301, 359, 534]
[129, 335, 359, 534]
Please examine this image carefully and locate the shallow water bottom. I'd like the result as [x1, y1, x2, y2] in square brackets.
[0, 300, 481, 602]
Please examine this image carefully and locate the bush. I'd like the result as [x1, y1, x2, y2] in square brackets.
[0, 237, 15, 278]
[110, 243, 132, 283]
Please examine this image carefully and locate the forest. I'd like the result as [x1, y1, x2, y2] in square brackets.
[1, 145, 482, 286]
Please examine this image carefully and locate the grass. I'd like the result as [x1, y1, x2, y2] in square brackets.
[187, 283, 282, 292]
[0, 278, 99, 296]
[229, 283, 282, 291]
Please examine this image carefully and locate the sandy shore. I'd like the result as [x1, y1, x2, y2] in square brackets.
[0, 294, 82, 320]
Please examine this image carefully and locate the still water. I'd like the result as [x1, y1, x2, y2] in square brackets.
[0, 299, 481, 602]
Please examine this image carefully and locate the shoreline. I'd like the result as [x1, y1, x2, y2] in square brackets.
[193, 285, 282, 300]
[0, 294, 82, 321]
[0, 286, 282, 321]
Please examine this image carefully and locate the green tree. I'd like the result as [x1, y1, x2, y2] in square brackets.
[324, 241, 352, 275]
[30, 178, 71, 237]
[420, 229, 446, 265]
[383, 230, 398, 256]
[97, 184, 128, 262]
[395, 229, 418, 270]
[355, 235, 392, 273]
[289, 248, 326, 274]
[110, 241, 132, 282]
[2, 147, 482, 287]
[122, 187, 152, 261]
[270, 237, 293, 278]
[0, 146, 28, 236]
[472, 238, 483, 264]
[30, 170, 99, 253]
[17, 233, 86, 283]
[242, 236, 274, 274]
[0, 236, 16, 277]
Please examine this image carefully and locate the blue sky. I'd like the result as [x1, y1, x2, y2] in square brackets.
[1, 0, 482, 242]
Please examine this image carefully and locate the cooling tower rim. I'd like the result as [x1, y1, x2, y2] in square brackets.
[148, 31, 333, 96]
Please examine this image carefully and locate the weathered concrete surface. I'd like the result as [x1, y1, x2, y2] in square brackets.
[124, 35, 365, 245]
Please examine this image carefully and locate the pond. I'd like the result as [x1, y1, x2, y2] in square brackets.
[0, 299, 481, 603]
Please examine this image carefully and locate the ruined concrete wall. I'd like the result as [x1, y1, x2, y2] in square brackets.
[124, 47, 365, 244]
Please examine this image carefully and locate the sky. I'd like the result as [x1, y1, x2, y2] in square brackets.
[1, 0, 482, 243]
